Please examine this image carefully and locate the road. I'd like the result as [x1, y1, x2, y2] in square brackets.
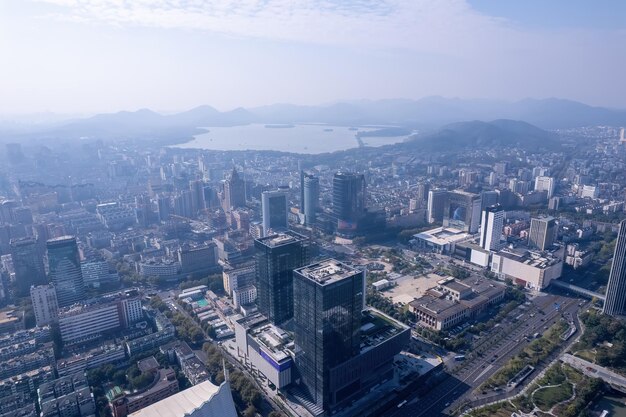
[562, 353, 626, 392]
[385, 294, 583, 417]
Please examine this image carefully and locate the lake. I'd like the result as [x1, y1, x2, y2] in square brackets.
[173, 124, 410, 154]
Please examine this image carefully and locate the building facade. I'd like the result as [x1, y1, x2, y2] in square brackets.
[30, 285, 58, 327]
[255, 232, 309, 325]
[603, 220, 626, 316]
[261, 190, 289, 237]
[46, 236, 85, 308]
[10, 237, 46, 297]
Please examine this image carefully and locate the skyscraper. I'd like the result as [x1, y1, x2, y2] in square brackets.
[479, 205, 504, 251]
[528, 216, 557, 251]
[10, 237, 47, 297]
[603, 220, 626, 316]
[427, 189, 447, 224]
[293, 260, 364, 410]
[189, 179, 206, 215]
[46, 236, 85, 308]
[255, 231, 309, 325]
[261, 190, 288, 237]
[223, 168, 246, 212]
[332, 172, 366, 230]
[303, 174, 319, 226]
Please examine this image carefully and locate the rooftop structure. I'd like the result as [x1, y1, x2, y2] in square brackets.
[127, 380, 236, 417]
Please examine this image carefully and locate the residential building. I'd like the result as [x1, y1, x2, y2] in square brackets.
[30, 285, 58, 327]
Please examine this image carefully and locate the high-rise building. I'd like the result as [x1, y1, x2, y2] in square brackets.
[416, 183, 430, 203]
[528, 216, 557, 251]
[293, 260, 365, 411]
[479, 205, 504, 251]
[427, 189, 447, 224]
[332, 172, 366, 231]
[603, 220, 626, 316]
[30, 285, 58, 327]
[261, 190, 289, 237]
[10, 237, 47, 297]
[223, 168, 246, 212]
[254, 231, 309, 325]
[534, 176, 556, 198]
[189, 179, 206, 215]
[46, 236, 85, 308]
[480, 190, 499, 211]
[443, 190, 481, 233]
[303, 174, 319, 226]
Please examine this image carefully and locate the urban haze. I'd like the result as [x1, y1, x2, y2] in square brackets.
[1, 2, 626, 417]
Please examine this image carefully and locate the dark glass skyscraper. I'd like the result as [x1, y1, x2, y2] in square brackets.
[332, 172, 365, 230]
[261, 190, 288, 237]
[293, 259, 364, 410]
[603, 220, 626, 316]
[223, 167, 246, 212]
[254, 231, 309, 325]
[46, 236, 85, 307]
[10, 237, 46, 297]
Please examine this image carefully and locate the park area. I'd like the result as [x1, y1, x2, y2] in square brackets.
[469, 363, 603, 417]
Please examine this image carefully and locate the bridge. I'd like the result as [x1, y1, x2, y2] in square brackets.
[550, 280, 605, 301]
[561, 353, 626, 393]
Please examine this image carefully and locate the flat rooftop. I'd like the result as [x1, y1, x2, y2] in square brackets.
[360, 309, 409, 352]
[256, 231, 306, 247]
[413, 227, 471, 246]
[295, 259, 360, 285]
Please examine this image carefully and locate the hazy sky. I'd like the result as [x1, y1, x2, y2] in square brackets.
[1, 0, 625, 114]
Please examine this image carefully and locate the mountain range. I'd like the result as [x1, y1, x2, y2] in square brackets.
[1, 97, 624, 145]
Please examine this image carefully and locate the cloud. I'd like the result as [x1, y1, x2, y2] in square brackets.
[34, 0, 517, 56]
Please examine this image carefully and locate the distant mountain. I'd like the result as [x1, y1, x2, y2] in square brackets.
[2, 97, 624, 142]
[247, 97, 626, 129]
[396, 119, 559, 152]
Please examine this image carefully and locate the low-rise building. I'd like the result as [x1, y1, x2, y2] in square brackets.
[409, 278, 506, 331]
[110, 367, 178, 417]
[37, 372, 95, 417]
[491, 247, 563, 290]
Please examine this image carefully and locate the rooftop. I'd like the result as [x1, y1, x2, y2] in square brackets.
[128, 380, 237, 417]
[413, 227, 472, 246]
[256, 231, 306, 248]
[295, 259, 360, 285]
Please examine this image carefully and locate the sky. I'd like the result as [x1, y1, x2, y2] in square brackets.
[0, 0, 625, 115]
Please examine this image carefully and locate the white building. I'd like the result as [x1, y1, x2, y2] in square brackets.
[58, 303, 121, 345]
[121, 298, 143, 326]
[31, 285, 58, 327]
[479, 205, 504, 251]
[128, 379, 237, 417]
[491, 248, 563, 290]
[580, 185, 599, 199]
[232, 285, 257, 309]
[534, 176, 556, 198]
